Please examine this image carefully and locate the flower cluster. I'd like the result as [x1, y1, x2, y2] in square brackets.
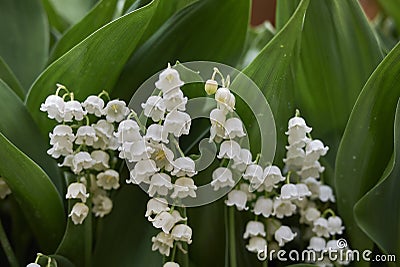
[41, 84, 126, 224]
[226, 111, 346, 266]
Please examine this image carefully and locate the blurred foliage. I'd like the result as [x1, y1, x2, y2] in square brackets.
[0, 0, 399, 266]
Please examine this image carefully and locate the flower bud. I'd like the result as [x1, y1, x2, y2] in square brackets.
[205, 79, 218, 95]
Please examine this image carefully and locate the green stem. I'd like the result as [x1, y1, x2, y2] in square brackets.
[228, 207, 237, 267]
[0, 216, 19, 267]
[171, 242, 177, 262]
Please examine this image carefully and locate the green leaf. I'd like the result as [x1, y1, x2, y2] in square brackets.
[0, 132, 65, 252]
[41, 0, 70, 34]
[49, 0, 119, 62]
[354, 98, 400, 259]
[48, 0, 96, 25]
[233, 0, 310, 165]
[0, 0, 49, 91]
[276, 0, 383, 166]
[113, 0, 250, 101]
[25, 0, 176, 137]
[0, 56, 24, 100]
[0, 80, 62, 192]
[335, 42, 400, 252]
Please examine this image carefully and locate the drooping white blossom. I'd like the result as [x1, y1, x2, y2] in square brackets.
[155, 66, 184, 94]
[253, 197, 273, 218]
[327, 216, 344, 235]
[209, 108, 226, 142]
[225, 190, 248, 211]
[145, 198, 170, 218]
[92, 119, 116, 150]
[319, 185, 336, 202]
[164, 110, 191, 137]
[263, 165, 286, 192]
[150, 211, 176, 233]
[151, 232, 174, 256]
[66, 182, 89, 202]
[92, 194, 113, 217]
[171, 224, 192, 244]
[171, 157, 197, 177]
[232, 148, 252, 172]
[71, 152, 93, 174]
[274, 225, 297, 247]
[148, 173, 173, 197]
[211, 167, 235, 190]
[82, 95, 104, 117]
[308, 236, 326, 252]
[246, 237, 266, 253]
[217, 140, 241, 160]
[69, 202, 89, 225]
[128, 159, 159, 184]
[171, 177, 197, 199]
[224, 117, 246, 139]
[104, 99, 130, 123]
[243, 221, 266, 239]
[163, 262, 180, 267]
[272, 198, 296, 219]
[96, 169, 120, 190]
[114, 119, 142, 143]
[47, 125, 75, 158]
[141, 95, 166, 121]
[75, 126, 98, 146]
[215, 87, 235, 113]
[64, 100, 87, 122]
[145, 124, 169, 144]
[243, 164, 264, 190]
[90, 150, 110, 171]
[312, 217, 330, 238]
[40, 95, 65, 122]
[163, 89, 188, 112]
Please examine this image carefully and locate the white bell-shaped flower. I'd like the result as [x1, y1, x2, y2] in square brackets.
[305, 139, 329, 162]
[246, 236, 266, 253]
[150, 211, 176, 233]
[171, 224, 192, 244]
[92, 119, 115, 150]
[283, 147, 305, 171]
[217, 140, 241, 160]
[114, 119, 142, 143]
[82, 95, 104, 117]
[96, 169, 120, 190]
[243, 164, 264, 189]
[104, 99, 130, 123]
[151, 232, 174, 256]
[47, 125, 75, 158]
[72, 152, 93, 174]
[232, 148, 252, 172]
[171, 157, 197, 177]
[326, 239, 340, 250]
[69, 202, 89, 225]
[307, 236, 326, 252]
[303, 177, 321, 198]
[128, 159, 159, 184]
[327, 216, 344, 235]
[211, 167, 235, 190]
[225, 189, 248, 211]
[253, 197, 273, 218]
[145, 198, 170, 218]
[148, 173, 173, 197]
[155, 67, 184, 94]
[274, 225, 297, 247]
[205, 79, 218, 95]
[151, 144, 174, 171]
[279, 183, 299, 200]
[285, 116, 312, 143]
[215, 88, 235, 113]
[145, 124, 169, 143]
[319, 185, 335, 202]
[171, 177, 197, 198]
[272, 198, 296, 219]
[66, 182, 89, 202]
[301, 207, 321, 224]
[141, 95, 166, 121]
[296, 183, 312, 199]
[224, 118, 245, 139]
[40, 95, 65, 122]
[209, 108, 226, 142]
[239, 183, 256, 201]
[119, 139, 154, 162]
[90, 150, 110, 171]
[164, 110, 191, 137]
[75, 126, 98, 146]
[312, 217, 330, 237]
[298, 161, 325, 179]
[0, 178, 11, 199]
[64, 100, 86, 122]
[92, 194, 113, 217]
[263, 165, 285, 192]
[163, 89, 188, 112]
[243, 221, 266, 239]
[26, 263, 41, 267]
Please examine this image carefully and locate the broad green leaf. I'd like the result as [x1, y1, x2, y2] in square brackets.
[50, 0, 119, 62]
[48, 0, 96, 25]
[354, 98, 400, 260]
[0, 132, 65, 252]
[113, 0, 250, 101]
[276, 0, 383, 166]
[0, 80, 62, 192]
[232, 0, 310, 165]
[123, 0, 150, 13]
[26, 0, 176, 137]
[335, 42, 400, 252]
[0, 0, 49, 91]
[41, 0, 70, 34]
[378, 0, 400, 35]
[0, 56, 24, 100]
